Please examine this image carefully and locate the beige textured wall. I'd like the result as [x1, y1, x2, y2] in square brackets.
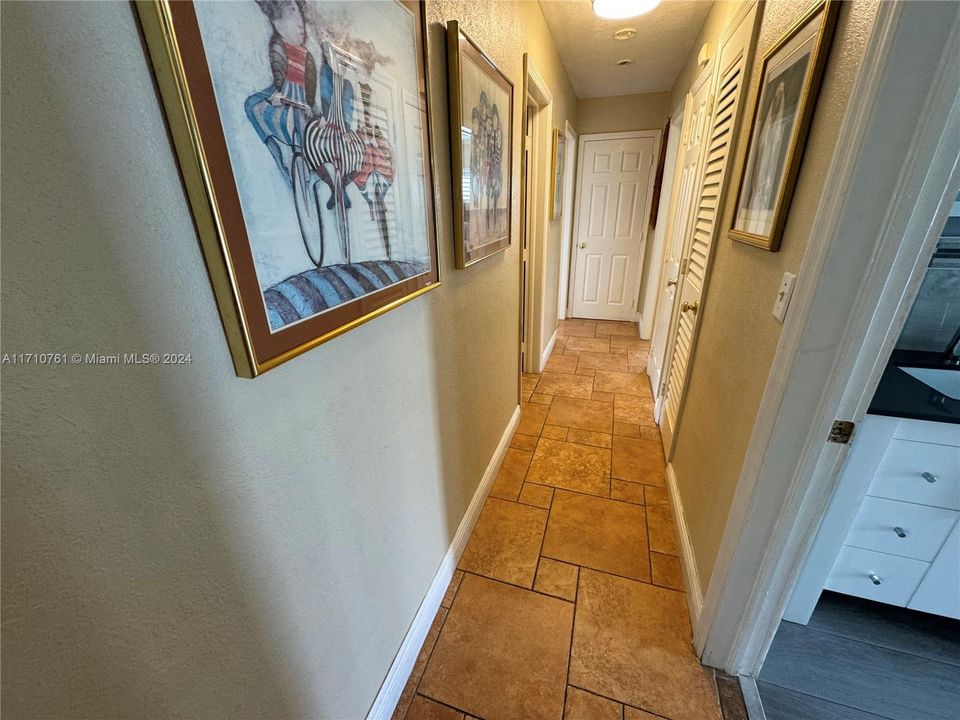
[668, 0, 878, 589]
[576, 92, 670, 135]
[0, 1, 576, 717]
[668, 1, 740, 114]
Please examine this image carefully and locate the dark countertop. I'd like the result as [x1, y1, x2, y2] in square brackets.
[869, 363, 960, 424]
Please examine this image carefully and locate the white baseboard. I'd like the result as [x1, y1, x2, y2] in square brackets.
[739, 675, 767, 720]
[540, 329, 558, 371]
[367, 405, 522, 719]
[665, 462, 704, 630]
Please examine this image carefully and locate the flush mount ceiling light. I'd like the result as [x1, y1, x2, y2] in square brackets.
[612, 28, 638, 40]
[615, 58, 635, 66]
[593, 0, 660, 20]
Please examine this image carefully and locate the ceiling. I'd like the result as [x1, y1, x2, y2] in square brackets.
[539, 0, 712, 98]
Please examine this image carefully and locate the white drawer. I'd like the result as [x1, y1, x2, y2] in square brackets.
[894, 418, 960, 447]
[847, 497, 958, 561]
[868, 439, 960, 510]
[826, 546, 929, 606]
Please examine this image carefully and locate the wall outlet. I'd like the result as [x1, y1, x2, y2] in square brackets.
[772, 272, 797, 322]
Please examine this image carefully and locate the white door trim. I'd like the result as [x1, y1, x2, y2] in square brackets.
[570, 130, 662, 323]
[694, 0, 960, 676]
[522, 54, 554, 372]
[558, 120, 578, 320]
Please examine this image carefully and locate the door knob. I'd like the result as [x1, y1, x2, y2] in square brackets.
[578, 242, 586, 249]
[868, 574, 882, 585]
[681, 301, 700, 314]
[667, 279, 678, 287]
[922, 472, 938, 483]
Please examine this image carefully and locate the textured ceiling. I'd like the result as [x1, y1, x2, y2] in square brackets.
[539, 0, 712, 98]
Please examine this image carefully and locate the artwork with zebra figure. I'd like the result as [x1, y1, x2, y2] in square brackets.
[447, 21, 514, 268]
[137, 0, 439, 376]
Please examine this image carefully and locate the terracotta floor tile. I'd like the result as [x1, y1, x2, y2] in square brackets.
[536, 372, 595, 399]
[591, 390, 615, 403]
[534, 557, 579, 601]
[576, 367, 597, 378]
[644, 485, 669, 506]
[518, 402, 550, 436]
[610, 335, 647, 351]
[406, 695, 464, 720]
[613, 421, 640, 438]
[527, 439, 611, 497]
[530, 392, 554, 406]
[577, 351, 629, 372]
[623, 706, 661, 720]
[510, 433, 539, 451]
[542, 491, 650, 582]
[566, 429, 612, 448]
[392, 606, 449, 720]
[613, 394, 656, 426]
[564, 336, 612, 353]
[594, 371, 653, 398]
[570, 570, 721, 720]
[564, 686, 622, 720]
[441, 570, 465, 609]
[458, 498, 547, 587]
[651, 552, 684, 590]
[489, 447, 533, 501]
[419, 574, 573, 720]
[519, 482, 554, 509]
[542, 424, 569, 441]
[646, 503, 678, 556]
[546, 396, 614, 434]
[627, 349, 650, 366]
[559, 324, 598, 338]
[612, 436, 665, 485]
[596, 320, 639, 337]
[522, 373, 540, 395]
[639, 424, 661, 442]
[610, 479, 645, 505]
[545, 354, 580, 373]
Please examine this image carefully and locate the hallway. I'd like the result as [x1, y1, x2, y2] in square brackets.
[393, 319, 732, 720]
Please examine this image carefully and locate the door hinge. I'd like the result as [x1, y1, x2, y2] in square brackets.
[680, 257, 690, 276]
[828, 420, 855, 444]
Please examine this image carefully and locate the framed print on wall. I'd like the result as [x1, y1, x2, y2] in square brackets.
[446, 20, 514, 268]
[136, 0, 440, 377]
[550, 128, 565, 221]
[728, 0, 840, 251]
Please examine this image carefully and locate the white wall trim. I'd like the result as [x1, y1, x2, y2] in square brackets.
[367, 405, 521, 719]
[540, 329, 558, 370]
[695, 0, 960, 675]
[558, 120, 578, 321]
[739, 676, 767, 720]
[665, 462, 704, 629]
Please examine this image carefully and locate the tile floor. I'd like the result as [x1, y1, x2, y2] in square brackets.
[393, 319, 725, 720]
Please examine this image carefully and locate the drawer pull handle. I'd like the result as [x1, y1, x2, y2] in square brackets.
[922, 472, 938, 483]
[869, 574, 882, 586]
[894, 526, 908, 538]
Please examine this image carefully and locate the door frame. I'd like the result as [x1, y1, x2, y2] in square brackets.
[569, 129, 662, 323]
[520, 54, 554, 373]
[557, 120, 578, 320]
[640, 107, 684, 339]
[692, 0, 960, 677]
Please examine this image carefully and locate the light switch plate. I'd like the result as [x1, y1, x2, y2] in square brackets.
[772, 272, 797, 322]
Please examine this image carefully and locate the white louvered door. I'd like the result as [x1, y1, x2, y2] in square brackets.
[661, 3, 759, 451]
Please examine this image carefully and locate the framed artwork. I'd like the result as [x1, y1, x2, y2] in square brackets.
[550, 129, 566, 221]
[648, 118, 670, 227]
[728, 0, 839, 251]
[446, 20, 514, 268]
[136, 0, 440, 377]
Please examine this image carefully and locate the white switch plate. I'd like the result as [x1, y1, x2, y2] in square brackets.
[772, 272, 797, 322]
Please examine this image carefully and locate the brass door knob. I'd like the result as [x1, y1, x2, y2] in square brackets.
[681, 301, 700, 314]
[578, 242, 586, 249]
[667, 279, 678, 287]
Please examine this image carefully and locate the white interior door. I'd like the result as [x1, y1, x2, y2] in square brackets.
[649, 70, 712, 416]
[571, 132, 657, 320]
[661, 4, 758, 450]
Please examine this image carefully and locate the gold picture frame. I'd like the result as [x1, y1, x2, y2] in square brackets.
[447, 21, 515, 268]
[135, 0, 441, 377]
[728, 0, 840, 251]
[550, 128, 565, 221]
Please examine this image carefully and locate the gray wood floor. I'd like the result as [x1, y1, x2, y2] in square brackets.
[758, 592, 960, 720]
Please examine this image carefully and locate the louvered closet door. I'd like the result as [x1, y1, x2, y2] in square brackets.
[661, 3, 759, 451]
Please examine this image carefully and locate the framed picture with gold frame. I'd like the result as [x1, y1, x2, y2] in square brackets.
[135, 0, 440, 377]
[447, 20, 514, 268]
[550, 128, 566, 221]
[728, 0, 839, 251]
